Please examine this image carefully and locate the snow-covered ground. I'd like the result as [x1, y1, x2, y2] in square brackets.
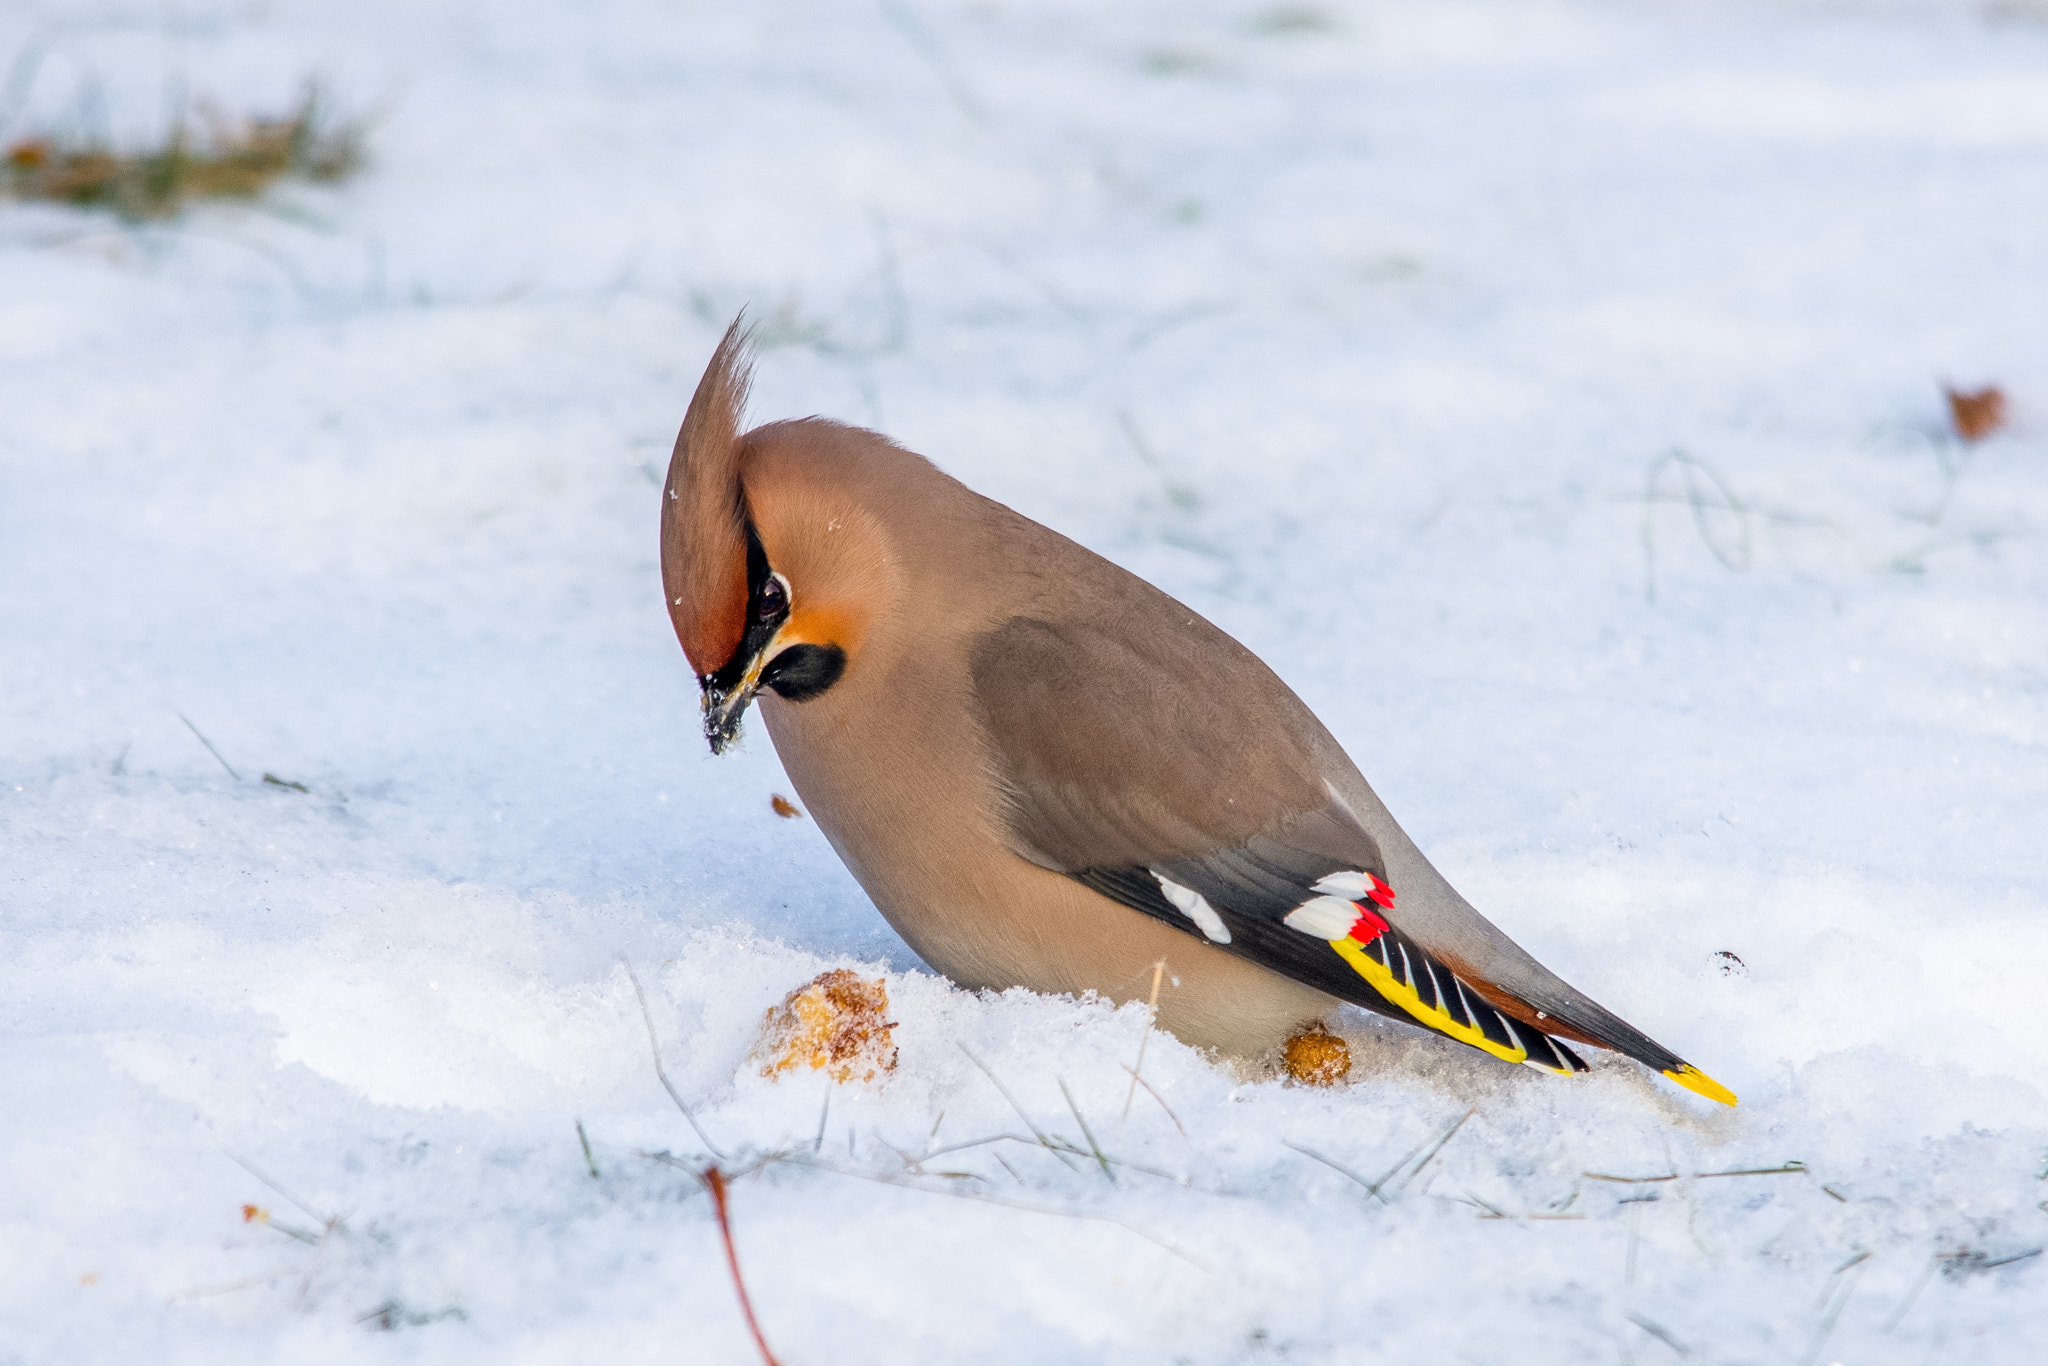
[4, 0, 2046, 1360]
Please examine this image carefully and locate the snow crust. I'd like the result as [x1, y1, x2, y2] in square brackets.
[3, 0, 2046, 1360]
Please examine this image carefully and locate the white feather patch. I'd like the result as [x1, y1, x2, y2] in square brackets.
[1284, 895, 1361, 939]
[1154, 874, 1231, 944]
[1312, 871, 1373, 899]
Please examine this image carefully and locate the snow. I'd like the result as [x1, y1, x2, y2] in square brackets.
[3, 0, 2046, 1360]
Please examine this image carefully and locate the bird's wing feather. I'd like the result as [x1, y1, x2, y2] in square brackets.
[968, 614, 1597, 1076]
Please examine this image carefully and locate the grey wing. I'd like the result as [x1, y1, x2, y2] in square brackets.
[967, 614, 1593, 1074]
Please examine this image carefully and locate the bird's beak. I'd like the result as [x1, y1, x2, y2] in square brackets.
[700, 627, 783, 754]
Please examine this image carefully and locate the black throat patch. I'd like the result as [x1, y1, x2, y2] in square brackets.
[760, 643, 845, 700]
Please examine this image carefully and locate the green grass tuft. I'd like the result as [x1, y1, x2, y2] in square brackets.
[3, 84, 362, 221]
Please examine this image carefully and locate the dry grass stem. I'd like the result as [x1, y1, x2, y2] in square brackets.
[641, 1147, 787, 1184]
[1626, 1313, 1693, 1358]
[1585, 1161, 1805, 1184]
[179, 713, 242, 781]
[1872, 1245, 2039, 1338]
[1801, 1250, 1869, 1366]
[877, 0, 987, 122]
[223, 1150, 332, 1228]
[1395, 1108, 1476, 1191]
[783, 1155, 1209, 1272]
[1465, 1192, 1588, 1222]
[1698, 1162, 1807, 1179]
[576, 1120, 600, 1179]
[625, 961, 726, 1158]
[166, 1270, 297, 1305]
[1120, 959, 1166, 1124]
[1058, 1078, 1116, 1184]
[918, 1133, 1030, 1162]
[1282, 1140, 1391, 1204]
[1641, 449, 1750, 603]
[913, 1130, 1180, 1183]
[1882, 1253, 1942, 1333]
[1457, 1191, 1507, 1218]
[1117, 1062, 1187, 1138]
[703, 1166, 783, 1366]
[1623, 1196, 1651, 1287]
[958, 1045, 1081, 1172]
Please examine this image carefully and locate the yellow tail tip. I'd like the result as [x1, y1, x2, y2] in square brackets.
[1663, 1065, 1738, 1106]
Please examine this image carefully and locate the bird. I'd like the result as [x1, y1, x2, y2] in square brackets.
[661, 321, 1734, 1105]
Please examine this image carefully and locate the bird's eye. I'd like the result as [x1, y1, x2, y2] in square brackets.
[757, 574, 788, 619]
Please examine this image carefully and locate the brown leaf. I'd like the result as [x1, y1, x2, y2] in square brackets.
[1945, 384, 2008, 443]
[769, 794, 803, 819]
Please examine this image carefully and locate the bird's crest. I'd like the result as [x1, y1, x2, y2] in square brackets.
[662, 319, 755, 677]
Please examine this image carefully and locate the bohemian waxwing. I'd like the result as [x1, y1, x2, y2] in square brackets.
[661, 322, 1734, 1105]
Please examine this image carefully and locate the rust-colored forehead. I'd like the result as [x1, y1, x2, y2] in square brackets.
[661, 322, 753, 676]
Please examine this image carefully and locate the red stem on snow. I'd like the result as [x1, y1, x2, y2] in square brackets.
[704, 1166, 783, 1366]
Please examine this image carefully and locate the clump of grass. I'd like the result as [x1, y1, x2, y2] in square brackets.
[2, 84, 361, 221]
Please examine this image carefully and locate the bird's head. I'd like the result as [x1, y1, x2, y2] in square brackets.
[661, 322, 898, 753]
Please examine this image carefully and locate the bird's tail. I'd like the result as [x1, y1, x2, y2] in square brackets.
[1338, 921, 1736, 1105]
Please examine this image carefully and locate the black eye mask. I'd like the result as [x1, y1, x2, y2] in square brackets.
[704, 521, 787, 697]
[704, 520, 846, 706]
